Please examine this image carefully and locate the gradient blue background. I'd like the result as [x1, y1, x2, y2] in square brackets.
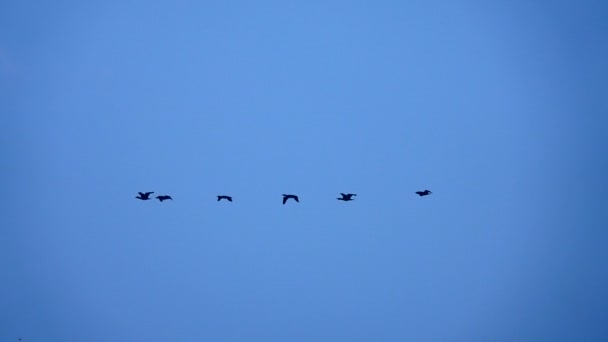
[2, 1, 607, 341]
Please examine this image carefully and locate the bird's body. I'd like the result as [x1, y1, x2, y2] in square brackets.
[282, 194, 299, 204]
[156, 195, 172, 202]
[337, 193, 356, 201]
[217, 195, 232, 202]
[136, 191, 154, 200]
[415, 190, 432, 196]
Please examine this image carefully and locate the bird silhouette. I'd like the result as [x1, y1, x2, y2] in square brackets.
[337, 193, 356, 201]
[217, 195, 232, 202]
[415, 190, 432, 196]
[282, 194, 299, 204]
[135, 192, 154, 200]
[156, 195, 172, 202]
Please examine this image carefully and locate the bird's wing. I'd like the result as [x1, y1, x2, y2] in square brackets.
[145, 192, 154, 196]
[282, 196, 288, 204]
[227, 197, 232, 202]
[138, 192, 145, 196]
[294, 196, 299, 202]
[340, 193, 347, 197]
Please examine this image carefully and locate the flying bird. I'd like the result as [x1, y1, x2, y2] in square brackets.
[156, 195, 172, 202]
[337, 193, 356, 201]
[282, 194, 299, 204]
[135, 192, 154, 200]
[217, 195, 232, 202]
[415, 190, 432, 196]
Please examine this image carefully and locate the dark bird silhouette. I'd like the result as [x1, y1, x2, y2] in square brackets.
[415, 190, 432, 196]
[337, 193, 356, 201]
[282, 194, 299, 204]
[135, 192, 154, 200]
[217, 195, 232, 202]
[156, 195, 172, 202]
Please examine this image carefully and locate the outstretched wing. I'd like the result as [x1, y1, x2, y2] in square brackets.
[282, 196, 288, 204]
[294, 196, 299, 203]
[227, 197, 232, 202]
[144, 192, 154, 196]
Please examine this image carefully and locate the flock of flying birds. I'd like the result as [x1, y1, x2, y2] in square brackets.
[135, 190, 433, 204]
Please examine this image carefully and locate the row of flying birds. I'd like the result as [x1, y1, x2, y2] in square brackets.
[135, 190, 433, 204]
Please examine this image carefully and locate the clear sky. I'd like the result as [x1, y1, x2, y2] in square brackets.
[2, 1, 607, 341]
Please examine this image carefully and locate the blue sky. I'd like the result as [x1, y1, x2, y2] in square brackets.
[2, 1, 607, 341]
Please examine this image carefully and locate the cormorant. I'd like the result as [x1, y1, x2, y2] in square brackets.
[415, 190, 432, 196]
[156, 195, 172, 202]
[217, 195, 232, 202]
[282, 194, 299, 204]
[337, 193, 356, 201]
[136, 192, 154, 200]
